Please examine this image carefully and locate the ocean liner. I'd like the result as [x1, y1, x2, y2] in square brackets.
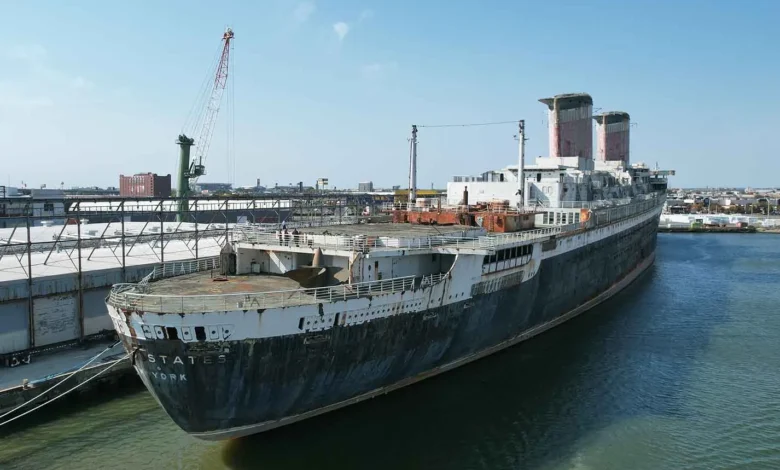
[106, 93, 674, 440]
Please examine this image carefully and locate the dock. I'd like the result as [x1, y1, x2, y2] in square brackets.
[0, 340, 135, 419]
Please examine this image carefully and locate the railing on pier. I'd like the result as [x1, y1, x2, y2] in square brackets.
[108, 273, 447, 313]
[0, 228, 227, 257]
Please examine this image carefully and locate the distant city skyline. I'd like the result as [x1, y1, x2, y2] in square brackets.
[1, 0, 779, 190]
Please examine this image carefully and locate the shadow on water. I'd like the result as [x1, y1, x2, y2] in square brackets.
[220, 235, 739, 470]
[0, 376, 145, 439]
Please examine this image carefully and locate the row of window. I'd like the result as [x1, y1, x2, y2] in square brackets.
[542, 211, 581, 225]
[483, 244, 533, 265]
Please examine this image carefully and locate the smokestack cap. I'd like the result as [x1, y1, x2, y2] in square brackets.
[539, 93, 593, 110]
[593, 111, 630, 124]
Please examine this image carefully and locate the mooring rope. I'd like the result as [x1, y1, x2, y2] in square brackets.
[0, 353, 130, 428]
[0, 341, 123, 421]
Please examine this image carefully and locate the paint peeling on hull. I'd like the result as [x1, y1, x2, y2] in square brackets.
[127, 217, 659, 438]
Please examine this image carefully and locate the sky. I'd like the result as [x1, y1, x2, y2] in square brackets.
[1, 0, 779, 190]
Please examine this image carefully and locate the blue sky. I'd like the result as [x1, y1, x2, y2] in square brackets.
[1, 0, 778, 190]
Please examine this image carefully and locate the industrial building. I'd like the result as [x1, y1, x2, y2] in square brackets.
[119, 173, 172, 198]
[195, 182, 233, 193]
[0, 186, 67, 227]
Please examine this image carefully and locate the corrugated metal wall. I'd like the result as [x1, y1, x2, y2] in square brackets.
[83, 288, 113, 336]
[0, 264, 162, 355]
[0, 300, 29, 354]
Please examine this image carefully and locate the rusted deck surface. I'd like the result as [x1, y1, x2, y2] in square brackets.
[298, 223, 474, 237]
[147, 272, 304, 296]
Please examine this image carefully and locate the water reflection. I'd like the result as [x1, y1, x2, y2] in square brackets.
[4, 234, 780, 470]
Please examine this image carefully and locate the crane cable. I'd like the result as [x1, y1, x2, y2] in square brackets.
[226, 39, 236, 187]
[177, 41, 224, 179]
[0, 352, 130, 428]
[0, 341, 123, 422]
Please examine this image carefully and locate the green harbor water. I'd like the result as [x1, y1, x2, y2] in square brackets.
[1, 233, 779, 469]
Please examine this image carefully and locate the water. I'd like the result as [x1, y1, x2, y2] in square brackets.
[2, 233, 780, 470]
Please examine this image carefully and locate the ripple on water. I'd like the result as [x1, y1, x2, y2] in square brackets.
[3, 234, 780, 470]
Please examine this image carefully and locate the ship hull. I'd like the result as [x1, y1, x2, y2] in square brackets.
[122, 215, 659, 440]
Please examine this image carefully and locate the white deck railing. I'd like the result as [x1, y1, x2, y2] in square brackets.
[230, 228, 478, 252]
[108, 273, 448, 314]
[138, 256, 221, 289]
[230, 225, 569, 252]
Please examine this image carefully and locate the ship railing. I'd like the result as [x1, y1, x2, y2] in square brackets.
[229, 225, 573, 253]
[530, 199, 633, 210]
[230, 227, 481, 252]
[385, 202, 540, 214]
[240, 217, 362, 229]
[589, 194, 663, 227]
[421, 272, 448, 286]
[137, 256, 221, 290]
[474, 225, 568, 249]
[108, 274, 425, 313]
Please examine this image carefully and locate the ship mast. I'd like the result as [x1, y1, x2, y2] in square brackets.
[408, 125, 418, 205]
[517, 120, 526, 209]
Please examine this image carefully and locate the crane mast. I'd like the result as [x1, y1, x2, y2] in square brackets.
[177, 27, 234, 221]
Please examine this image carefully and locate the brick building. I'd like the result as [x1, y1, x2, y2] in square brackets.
[119, 173, 172, 197]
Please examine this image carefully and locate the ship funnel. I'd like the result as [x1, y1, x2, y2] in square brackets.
[539, 93, 593, 159]
[593, 111, 630, 165]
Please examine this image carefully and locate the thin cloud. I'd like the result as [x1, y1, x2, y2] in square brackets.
[333, 22, 350, 41]
[71, 76, 94, 90]
[0, 82, 53, 112]
[1, 43, 95, 102]
[358, 9, 374, 22]
[294, 2, 316, 23]
[361, 61, 398, 78]
[4, 44, 47, 62]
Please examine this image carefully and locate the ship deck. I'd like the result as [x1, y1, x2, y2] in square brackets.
[296, 223, 476, 237]
[146, 271, 308, 297]
[231, 222, 489, 253]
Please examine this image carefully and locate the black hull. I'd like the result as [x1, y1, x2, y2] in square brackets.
[125, 216, 659, 439]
